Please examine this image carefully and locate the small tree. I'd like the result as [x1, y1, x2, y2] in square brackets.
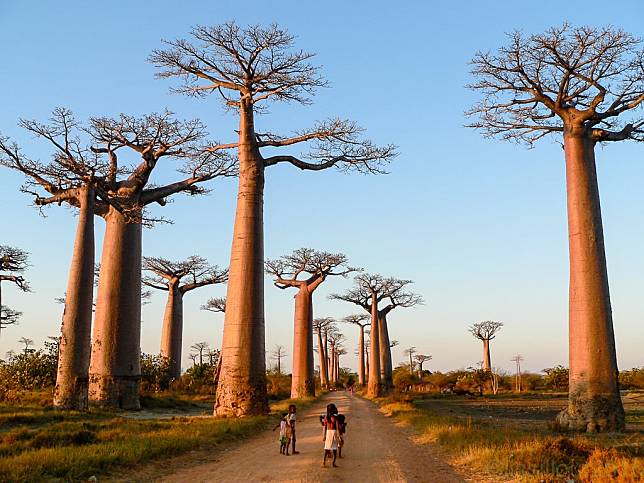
[469, 321, 503, 371]
[271, 345, 287, 375]
[414, 354, 432, 375]
[404, 347, 417, 375]
[143, 256, 227, 378]
[18, 337, 34, 354]
[0, 246, 30, 340]
[511, 354, 524, 392]
[190, 342, 210, 366]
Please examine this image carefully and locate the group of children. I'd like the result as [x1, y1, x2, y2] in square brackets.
[272, 402, 348, 468]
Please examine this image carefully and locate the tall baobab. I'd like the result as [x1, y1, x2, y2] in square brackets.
[143, 256, 227, 379]
[200, 297, 226, 387]
[469, 321, 503, 372]
[0, 246, 29, 340]
[266, 249, 357, 398]
[343, 314, 370, 385]
[331, 274, 422, 394]
[151, 23, 396, 416]
[87, 112, 234, 409]
[364, 335, 370, 380]
[190, 342, 210, 366]
[467, 25, 642, 431]
[415, 354, 432, 375]
[271, 345, 287, 375]
[313, 317, 334, 388]
[327, 330, 345, 385]
[404, 347, 417, 375]
[511, 354, 524, 392]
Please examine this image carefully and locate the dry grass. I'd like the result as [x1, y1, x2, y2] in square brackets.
[375, 396, 643, 482]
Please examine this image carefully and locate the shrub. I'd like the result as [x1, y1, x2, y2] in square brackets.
[543, 365, 569, 390]
[140, 353, 173, 392]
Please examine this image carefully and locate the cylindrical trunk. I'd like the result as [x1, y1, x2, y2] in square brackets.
[160, 284, 183, 379]
[329, 342, 336, 384]
[367, 298, 382, 397]
[365, 345, 369, 380]
[358, 326, 365, 385]
[290, 288, 315, 398]
[316, 329, 328, 388]
[89, 206, 142, 410]
[483, 339, 491, 372]
[336, 353, 340, 384]
[378, 312, 393, 390]
[54, 185, 95, 410]
[215, 102, 269, 416]
[556, 132, 624, 432]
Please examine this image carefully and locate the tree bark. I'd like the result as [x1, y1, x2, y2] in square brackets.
[160, 283, 183, 380]
[215, 101, 269, 416]
[556, 131, 625, 432]
[482, 339, 491, 372]
[54, 185, 95, 410]
[358, 325, 365, 385]
[89, 206, 142, 409]
[378, 311, 393, 390]
[329, 341, 336, 384]
[291, 287, 315, 398]
[316, 328, 328, 388]
[367, 296, 382, 397]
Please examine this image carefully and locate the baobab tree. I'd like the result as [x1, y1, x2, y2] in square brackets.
[190, 342, 210, 366]
[266, 249, 357, 398]
[201, 297, 227, 313]
[18, 337, 34, 354]
[511, 354, 524, 392]
[143, 256, 228, 379]
[343, 314, 370, 386]
[404, 347, 417, 375]
[0, 246, 30, 340]
[327, 330, 345, 385]
[151, 22, 396, 416]
[415, 354, 432, 375]
[331, 274, 422, 394]
[313, 317, 334, 388]
[469, 321, 503, 372]
[86, 112, 234, 409]
[364, 336, 370, 380]
[271, 345, 287, 375]
[467, 24, 642, 431]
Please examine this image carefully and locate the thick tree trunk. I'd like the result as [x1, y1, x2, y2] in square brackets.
[378, 312, 393, 390]
[316, 329, 328, 388]
[367, 298, 382, 397]
[556, 132, 624, 432]
[365, 346, 369, 380]
[329, 342, 336, 384]
[215, 102, 269, 416]
[324, 333, 329, 382]
[160, 284, 183, 380]
[482, 339, 491, 372]
[291, 288, 315, 398]
[336, 353, 340, 383]
[89, 206, 142, 409]
[54, 186, 95, 410]
[358, 326, 365, 385]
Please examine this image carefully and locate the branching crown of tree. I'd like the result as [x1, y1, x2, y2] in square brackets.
[343, 313, 370, 327]
[201, 297, 227, 313]
[0, 246, 30, 291]
[266, 248, 358, 290]
[467, 24, 644, 144]
[313, 317, 335, 332]
[1, 305, 21, 328]
[150, 22, 397, 173]
[330, 273, 423, 311]
[469, 320, 504, 341]
[143, 256, 228, 293]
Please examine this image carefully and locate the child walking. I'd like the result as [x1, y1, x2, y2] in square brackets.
[273, 413, 292, 455]
[321, 403, 339, 467]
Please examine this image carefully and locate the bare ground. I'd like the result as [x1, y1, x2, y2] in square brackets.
[116, 392, 467, 483]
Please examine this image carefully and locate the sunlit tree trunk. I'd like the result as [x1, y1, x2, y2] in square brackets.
[215, 101, 269, 416]
[556, 131, 624, 432]
[160, 283, 183, 379]
[482, 339, 491, 372]
[367, 295, 382, 397]
[316, 328, 328, 388]
[378, 311, 393, 390]
[358, 325, 365, 385]
[89, 206, 142, 409]
[54, 186, 95, 410]
[291, 287, 315, 398]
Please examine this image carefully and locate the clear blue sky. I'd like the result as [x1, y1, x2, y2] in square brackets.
[1, 0, 642, 375]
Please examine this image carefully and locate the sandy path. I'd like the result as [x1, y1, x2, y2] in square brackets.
[158, 392, 465, 483]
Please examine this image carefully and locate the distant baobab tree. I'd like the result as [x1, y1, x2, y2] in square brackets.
[151, 22, 397, 416]
[190, 342, 210, 366]
[327, 329, 345, 385]
[313, 317, 334, 388]
[271, 345, 287, 375]
[266, 248, 357, 398]
[0, 246, 30, 340]
[331, 274, 422, 394]
[201, 297, 227, 313]
[467, 24, 641, 431]
[511, 354, 524, 392]
[18, 337, 34, 354]
[415, 354, 432, 375]
[143, 256, 228, 379]
[404, 347, 417, 375]
[469, 321, 503, 372]
[343, 314, 370, 386]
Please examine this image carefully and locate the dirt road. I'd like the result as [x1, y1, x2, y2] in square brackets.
[157, 392, 465, 483]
